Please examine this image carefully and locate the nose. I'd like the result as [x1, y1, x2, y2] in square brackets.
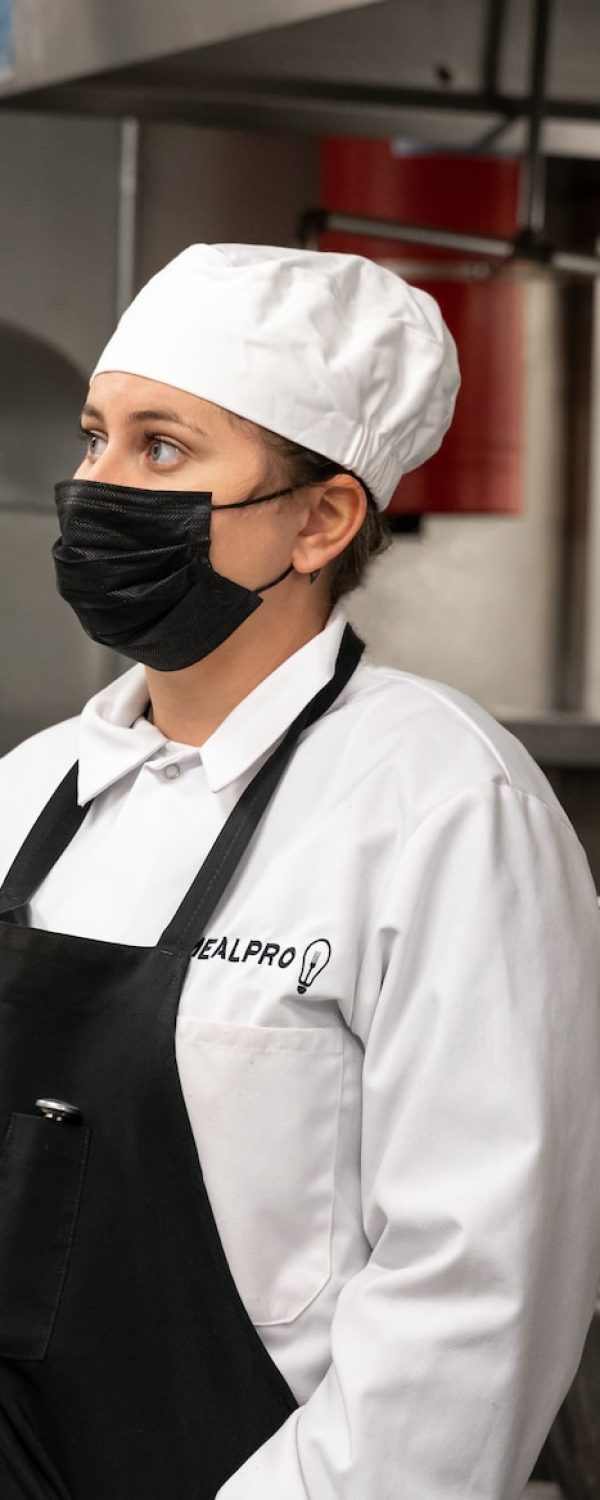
[73, 446, 135, 487]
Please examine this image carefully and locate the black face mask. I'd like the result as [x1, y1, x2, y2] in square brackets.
[52, 479, 303, 671]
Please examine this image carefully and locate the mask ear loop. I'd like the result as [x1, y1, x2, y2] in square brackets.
[215, 486, 322, 589]
[206, 485, 295, 584]
[214, 487, 295, 510]
[255, 563, 322, 591]
[255, 562, 295, 591]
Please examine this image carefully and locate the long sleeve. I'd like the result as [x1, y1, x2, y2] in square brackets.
[217, 782, 600, 1500]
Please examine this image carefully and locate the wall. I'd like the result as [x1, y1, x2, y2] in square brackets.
[583, 279, 600, 716]
[347, 279, 566, 717]
[0, 112, 121, 372]
[0, 111, 123, 752]
[136, 123, 318, 282]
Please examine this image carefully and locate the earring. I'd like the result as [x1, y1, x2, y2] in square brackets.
[309, 569, 321, 585]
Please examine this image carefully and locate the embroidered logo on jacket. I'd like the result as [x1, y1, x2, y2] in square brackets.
[297, 939, 332, 993]
[191, 934, 332, 994]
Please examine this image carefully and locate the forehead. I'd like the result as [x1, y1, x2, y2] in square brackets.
[86, 371, 232, 434]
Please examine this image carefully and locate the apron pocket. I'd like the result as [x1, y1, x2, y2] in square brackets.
[176, 1020, 344, 1326]
[0, 1112, 90, 1360]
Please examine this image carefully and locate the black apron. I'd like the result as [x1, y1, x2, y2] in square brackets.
[0, 623, 364, 1500]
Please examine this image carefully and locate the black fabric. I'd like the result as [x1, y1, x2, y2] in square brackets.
[0, 1114, 91, 1360]
[53, 479, 296, 671]
[0, 765, 87, 921]
[0, 623, 364, 1500]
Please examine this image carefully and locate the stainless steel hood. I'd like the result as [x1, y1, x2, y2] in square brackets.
[2, 0, 600, 159]
[0, 0, 384, 99]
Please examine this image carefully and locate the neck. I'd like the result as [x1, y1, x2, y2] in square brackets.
[144, 590, 332, 745]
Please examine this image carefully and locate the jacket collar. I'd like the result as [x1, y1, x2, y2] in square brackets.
[77, 604, 349, 805]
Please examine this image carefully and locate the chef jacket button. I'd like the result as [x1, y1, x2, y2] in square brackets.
[35, 1098, 82, 1123]
[163, 763, 181, 779]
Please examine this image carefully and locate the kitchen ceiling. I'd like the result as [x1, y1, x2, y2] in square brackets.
[2, 0, 600, 157]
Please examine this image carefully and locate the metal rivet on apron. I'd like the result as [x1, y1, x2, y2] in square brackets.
[35, 1097, 82, 1123]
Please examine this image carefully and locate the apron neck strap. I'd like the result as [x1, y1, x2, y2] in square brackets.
[0, 624, 365, 945]
[0, 763, 89, 921]
[159, 623, 364, 956]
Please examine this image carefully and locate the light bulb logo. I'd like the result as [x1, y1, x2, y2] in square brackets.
[297, 938, 332, 994]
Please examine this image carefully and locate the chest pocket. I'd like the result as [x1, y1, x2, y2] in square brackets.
[0, 1111, 90, 1359]
[175, 1019, 344, 1326]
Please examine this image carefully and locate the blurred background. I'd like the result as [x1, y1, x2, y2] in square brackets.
[1, 4, 600, 1490]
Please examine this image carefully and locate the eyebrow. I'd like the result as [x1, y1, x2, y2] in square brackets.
[80, 403, 209, 437]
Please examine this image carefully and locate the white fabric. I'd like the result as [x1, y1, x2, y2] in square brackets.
[92, 243, 460, 509]
[2, 603, 600, 1499]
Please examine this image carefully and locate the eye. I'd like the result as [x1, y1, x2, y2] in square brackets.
[148, 435, 182, 465]
[78, 428, 107, 460]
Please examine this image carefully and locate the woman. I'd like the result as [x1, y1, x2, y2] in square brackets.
[0, 243, 599, 1500]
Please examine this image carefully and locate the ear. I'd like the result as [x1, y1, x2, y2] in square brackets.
[291, 475, 367, 577]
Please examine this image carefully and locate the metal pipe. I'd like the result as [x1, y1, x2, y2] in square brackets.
[98, 116, 141, 689]
[115, 117, 140, 318]
[483, 0, 509, 97]
[519, 0, 553, 238]
[552, 250, 600, 278]
[8, 80, 600, 128]
[302, 209, 514, 259]
[301, 210, 600, 279]
[552, 282, 594, 712]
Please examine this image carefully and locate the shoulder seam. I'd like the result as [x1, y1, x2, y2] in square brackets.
[398, 780, 580, 863]
[359, 664, 515, 783]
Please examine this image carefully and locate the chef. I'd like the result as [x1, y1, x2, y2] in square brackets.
[0, 243, 599, 1500]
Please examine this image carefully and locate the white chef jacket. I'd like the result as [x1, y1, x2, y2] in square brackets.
[1, 600, 600, 1500]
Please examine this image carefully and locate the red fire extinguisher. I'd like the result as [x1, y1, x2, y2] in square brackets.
[318, 140, 523, 517]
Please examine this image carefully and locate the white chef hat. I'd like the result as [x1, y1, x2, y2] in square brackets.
[93, 243, 460, 511]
